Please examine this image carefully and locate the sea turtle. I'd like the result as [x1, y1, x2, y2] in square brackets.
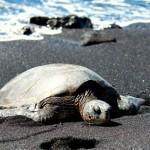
[0, 64, 145, 125]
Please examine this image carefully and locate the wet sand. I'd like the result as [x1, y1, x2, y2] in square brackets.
[0, 25, 150, 149]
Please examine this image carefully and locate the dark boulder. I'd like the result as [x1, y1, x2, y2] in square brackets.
[30, 16, 49, 26]
[47, 17, 62, 28]
[22, 26, 33, 35]
[80, 31, 116, 46]
[105, 23, 122, 29]
[47, 15, 93, 29]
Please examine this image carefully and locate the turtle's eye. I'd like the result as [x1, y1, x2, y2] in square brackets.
[88, 115, 92, 119]
[93, 106, 101, 114]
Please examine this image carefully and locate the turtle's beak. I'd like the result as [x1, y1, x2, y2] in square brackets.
[93, 110, 111, 125]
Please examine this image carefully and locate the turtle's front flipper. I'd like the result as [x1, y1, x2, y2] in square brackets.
[0, 108, 23, 117]
[117, 95, 145, 115]
[22, 104, 59, 123]
[0, 104, 58, 123]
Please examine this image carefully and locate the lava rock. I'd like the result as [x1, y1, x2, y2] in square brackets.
[47, 17, 61, 28]
[80, 31, 116, 46]
[30, 16, 50, 26]
[106, 23, 122, 29]
[47, 15, 93, 29]
[22, 26, 33, 35]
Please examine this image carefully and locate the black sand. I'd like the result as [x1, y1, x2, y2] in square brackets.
[0, 25, 150, 149]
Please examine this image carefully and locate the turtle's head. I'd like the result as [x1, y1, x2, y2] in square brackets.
[82, 100, 112, 125]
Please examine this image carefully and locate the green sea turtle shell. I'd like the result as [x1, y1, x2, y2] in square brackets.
[0, 64, 113, 108]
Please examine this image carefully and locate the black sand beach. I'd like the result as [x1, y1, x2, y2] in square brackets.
[0, 25, 150, 149]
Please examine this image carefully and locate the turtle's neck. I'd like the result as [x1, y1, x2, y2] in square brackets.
[75, 90, 98, 119]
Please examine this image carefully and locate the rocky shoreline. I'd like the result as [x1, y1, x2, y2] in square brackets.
[0, 18, 150, 149]
[19, 15, 123, 36]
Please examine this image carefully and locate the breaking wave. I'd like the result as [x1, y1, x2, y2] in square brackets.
[0, 0, 150, 41]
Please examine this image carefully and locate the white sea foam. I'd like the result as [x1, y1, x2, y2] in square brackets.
[0, 0, 150, 41]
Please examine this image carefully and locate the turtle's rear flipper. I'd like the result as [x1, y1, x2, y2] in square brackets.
[117, 95, 145, 115]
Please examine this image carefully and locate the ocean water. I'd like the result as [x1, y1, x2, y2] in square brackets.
[0, 0, 150, 41]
